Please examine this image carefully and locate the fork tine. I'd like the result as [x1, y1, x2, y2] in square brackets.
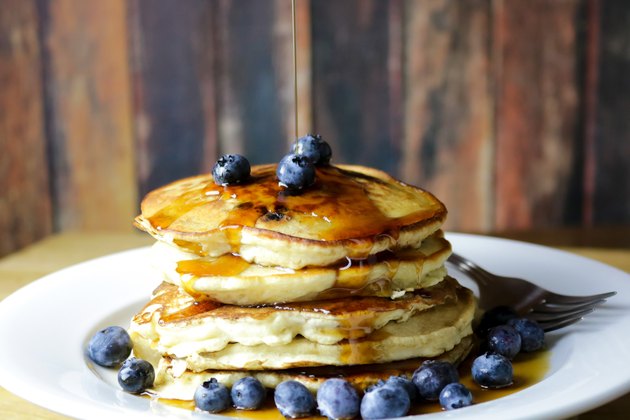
[528, 306, 594, 323]
[531, 299, 607, 314]
[536, 313, 591, 332]
[545, 291, 616, 305]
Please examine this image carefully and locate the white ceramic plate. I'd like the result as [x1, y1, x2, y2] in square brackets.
[0, 233, 629, 420]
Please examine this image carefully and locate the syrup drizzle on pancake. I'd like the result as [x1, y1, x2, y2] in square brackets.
[132, 278, 459, 343]
[144, 165, 443, 247]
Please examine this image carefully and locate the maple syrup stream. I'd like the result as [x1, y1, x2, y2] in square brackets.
[292, 0, 299, 142]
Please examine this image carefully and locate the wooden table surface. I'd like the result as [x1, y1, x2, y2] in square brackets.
[0, 231, 629, 419]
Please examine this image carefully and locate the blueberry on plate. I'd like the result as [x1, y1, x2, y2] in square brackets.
[384, 376, 419, 403]
[212, 154, 251, 186]
[194, 378, 231, 413]
[508, 318, 545, 352]
[471, 353, 513, 389]
[487, 324, 522, 359]
[360, 385, 410, 419]
[412, 360, 459, 401]
[231, 376, 266, 410]
[274, 380, 316, 418]
[439, 382, 473, 410]
[87, 326, 132, 367]
[277, 153, 316, 191]
[316, 378, 360, 420]
[117, 358, 154, 393]
[476, 305, 518, 337]
[292, 134, 332, 166]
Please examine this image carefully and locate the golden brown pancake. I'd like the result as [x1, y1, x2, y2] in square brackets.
[129, 277, 464, 358]
[149, 231, 451, 305]
[135, 164, 447, 269]
[130, 279, 475, 370]
[149, 335, 474, 399]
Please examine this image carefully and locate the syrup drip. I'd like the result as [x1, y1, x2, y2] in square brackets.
[291, 0, 299, 141]
[177, 255, 251, 277]
[133, 283, 222, 325]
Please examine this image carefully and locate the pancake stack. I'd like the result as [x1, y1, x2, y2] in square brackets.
[129, 163, 475, 400]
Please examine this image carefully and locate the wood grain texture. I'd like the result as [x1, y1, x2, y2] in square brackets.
[592, 0, 630, 224]
[129, 0, 217, 197]
[403, 0, 493, 231]
[0, 387, 66, 419]
[582, 0, 600, 226]
[39, 0, 136, 231]
[214, 0, 287, 164]
[494, 0, 580, 230]
[3, 0, 630, 256]
[311, 0, 398, 172]
[0, 0, 52, 257]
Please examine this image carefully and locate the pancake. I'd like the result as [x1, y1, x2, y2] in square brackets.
[131, 279, 475, 371]
[134, 164, 447, 269]
[149, 335, 474, 399]
[129, 277, 463, 356]
[150, 232, 451, 305]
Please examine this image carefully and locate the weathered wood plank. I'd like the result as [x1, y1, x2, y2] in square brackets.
[129, 0, 218, 196]
[592, 0, 630, 224]
[582, 0, 599, 226]
[493, 0, 580, 230]
[403, 0, 493, 231]
[39, 0, 136, 230]
[311, 1, 397, 172]
[0, 0, 52, 257]
[214, 0, 287, 164]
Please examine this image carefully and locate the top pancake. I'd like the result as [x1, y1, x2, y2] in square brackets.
[135, 164, 447, 269]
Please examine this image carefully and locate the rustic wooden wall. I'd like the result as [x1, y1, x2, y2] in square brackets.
[1, 0, 629, 257]
[0, 0, 51, 256]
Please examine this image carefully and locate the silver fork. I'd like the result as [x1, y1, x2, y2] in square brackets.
[447, 252, 616, 332]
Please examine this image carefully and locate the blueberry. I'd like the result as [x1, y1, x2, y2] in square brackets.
[117, 358, 154, 393]
[292, 134, 332, 166]
[277, 154, 316, 191]
[212, 154, 251, 186]
[316, 378, 360, 419]
[508, 318, 545, 352]
[439, 382, 473, 410]
[194, 378, 231, 413]
[471, 353, 513, 389]
[274, 380, 316, 418]
[384, 376, 419, 403]
[87, 326, 132, 367]
[231, 376, 266, 410]
[412, 360, 459, 401]
[476, 305, 518, 337]
[487, 325, 522, 359]
[360, 385, 410, 419]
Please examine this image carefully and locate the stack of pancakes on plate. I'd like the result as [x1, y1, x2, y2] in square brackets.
[129, 164, 475, 399]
